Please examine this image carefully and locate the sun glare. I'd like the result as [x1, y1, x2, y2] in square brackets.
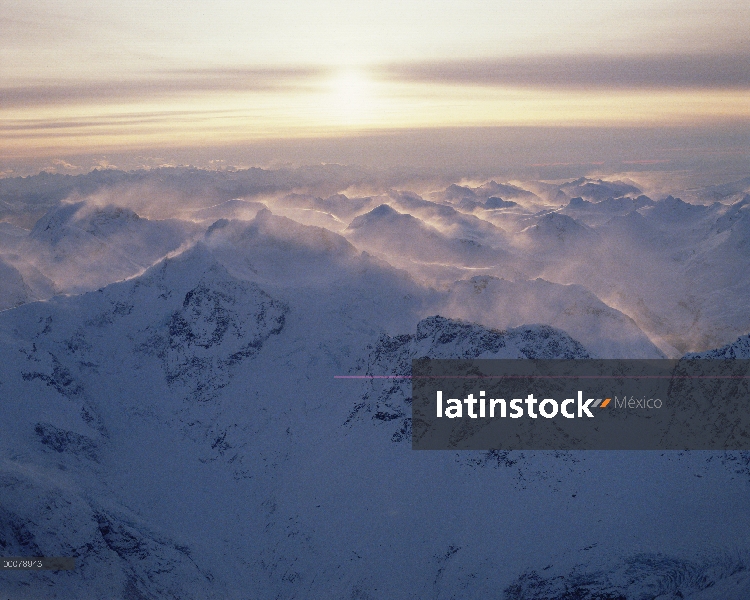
[326, 69, 377, 125]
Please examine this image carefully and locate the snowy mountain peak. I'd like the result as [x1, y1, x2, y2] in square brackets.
[191, 198, 267, 222]
[29, 201, 87, 242]
[485, 197, 518, 209]
[443, 184, 477, 201]
[347, 315, 590, 441]
[523, 212, 590, 241]
[206, 207, 359, 260]
[662, 195, 687, 207]
[476, 181, 536, 199]
[412, 315, 590, 360]
[559, 177, 641, 201]
[638, 195, 713, 225]
[140, 241, 225, 286]
[346, 203, 402, 229]
[567, 196, 592, 208]
[30, 202, 142, 241]
[714, 195, 750, 235]
[683, 332, 750, 359]
[445, 276, 664, 358]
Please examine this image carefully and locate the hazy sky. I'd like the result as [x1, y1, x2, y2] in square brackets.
[1, 0, 749, 171]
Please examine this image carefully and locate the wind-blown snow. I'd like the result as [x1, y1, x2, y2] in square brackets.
[1, 168, 750, 598]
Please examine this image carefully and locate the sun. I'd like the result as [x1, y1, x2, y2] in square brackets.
[326, 69, 377, 126]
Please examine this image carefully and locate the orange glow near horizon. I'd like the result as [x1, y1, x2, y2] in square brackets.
[3, 76, 749, 159]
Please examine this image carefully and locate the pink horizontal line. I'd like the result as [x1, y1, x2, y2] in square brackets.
[335, 375, 413, 379]
[334, 375, 750, 379]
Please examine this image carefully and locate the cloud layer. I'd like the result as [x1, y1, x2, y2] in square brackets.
[0, 67, 327, 108]
[6, 53, 747, 111]
[381, 53, 750, 90]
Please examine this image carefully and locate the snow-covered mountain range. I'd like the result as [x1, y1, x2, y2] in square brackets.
[1, 167, 750, 598]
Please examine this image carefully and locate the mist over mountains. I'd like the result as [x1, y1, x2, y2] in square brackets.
[2, 166, 749, 355]
[1, 166, 750, 598]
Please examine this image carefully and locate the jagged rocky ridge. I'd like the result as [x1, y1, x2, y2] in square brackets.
[0, 245, 748, 597]
[346, 315, 590, 442]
